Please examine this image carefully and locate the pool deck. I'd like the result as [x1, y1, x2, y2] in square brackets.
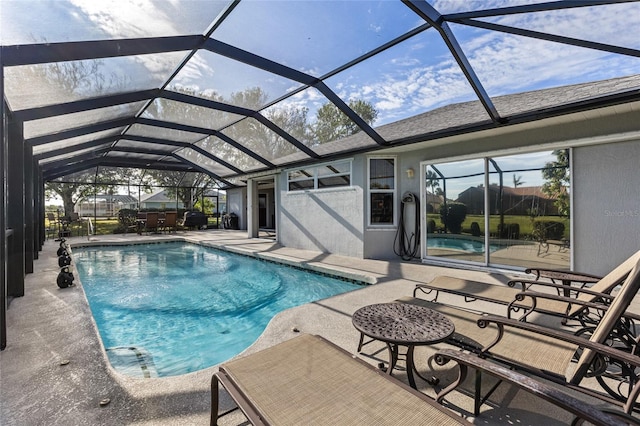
[1, 230, 635, 425]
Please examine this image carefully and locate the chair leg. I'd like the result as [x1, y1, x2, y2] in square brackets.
[474, 368, 504, 416]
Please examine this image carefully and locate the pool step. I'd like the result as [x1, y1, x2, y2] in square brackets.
[106, 346, 158, 378]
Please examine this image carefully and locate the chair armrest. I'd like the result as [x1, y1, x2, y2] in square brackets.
[514, 290, 613, 310]
[508, 279, 616, 300]
[524, 267, 602, 283]
[514, 291, 640, 323]
[432, 349, 634, 426]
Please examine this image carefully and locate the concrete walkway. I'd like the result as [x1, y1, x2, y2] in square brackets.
[0, 230, 625, 425]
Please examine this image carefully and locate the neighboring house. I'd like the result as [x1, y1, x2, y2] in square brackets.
[425, 192, 444, 214]
[75, 194, 138, 217]
[457, 185, 559, 216]
[139, 190, 185, 210]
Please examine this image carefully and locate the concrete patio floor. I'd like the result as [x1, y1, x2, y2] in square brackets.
[0, 230, 634, 425]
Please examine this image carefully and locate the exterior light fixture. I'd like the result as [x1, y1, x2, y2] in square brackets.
[406, 168, 415, 178]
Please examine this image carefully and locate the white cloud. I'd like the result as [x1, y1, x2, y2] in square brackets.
[329, 1, 640, 126]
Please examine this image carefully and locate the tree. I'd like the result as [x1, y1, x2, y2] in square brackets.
[513, 174, 524, 187]
[542, 149, 570, 217]
[312, 99, 378, 144]
[426, 169, 440, 194]
[439, 202, 467, 234]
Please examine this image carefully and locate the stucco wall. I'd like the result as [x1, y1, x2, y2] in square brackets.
[274, 153, 424, 259]
[226, 187, 247, 230]
[363, 152, 422, 259]
[573, 140, 640, 275]
[279, 185, 364, 257]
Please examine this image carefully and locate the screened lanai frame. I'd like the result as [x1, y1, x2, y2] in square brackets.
[3, 0, 640, 186]
[2, 0, 640, 349]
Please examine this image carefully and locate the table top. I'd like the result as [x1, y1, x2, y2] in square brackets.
[352, 303, 454, 346]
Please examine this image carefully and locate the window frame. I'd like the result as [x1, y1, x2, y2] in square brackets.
[286, 159, 352, 192]
[367, 156, 397, 228]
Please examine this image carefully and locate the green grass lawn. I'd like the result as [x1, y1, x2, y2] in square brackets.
[46, 217, 222, 236]
[427, 214, 569, 239]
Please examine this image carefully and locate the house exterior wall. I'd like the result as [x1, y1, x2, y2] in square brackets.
[226, 187, 247, 230]
[140, 201, 184, 210]
[271, 153, 423, 259]
[232, 139, 640, 271]
[280, 185, 364, 257]
[363, 152, 422, 259]
[573, 139, 640, 276]
[275, 156, 365, 257]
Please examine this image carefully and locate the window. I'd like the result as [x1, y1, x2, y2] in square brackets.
[368, 157, 396, 226]
[287, 160, 351, 191]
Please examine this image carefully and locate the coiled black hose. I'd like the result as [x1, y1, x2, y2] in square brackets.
[394, 193, 420, 261]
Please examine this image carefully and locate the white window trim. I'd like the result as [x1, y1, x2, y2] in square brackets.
[286, 159, 352, 192]
[367, 155, 397, 228]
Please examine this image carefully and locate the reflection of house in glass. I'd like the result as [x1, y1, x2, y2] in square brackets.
[425, 193, 444, 213]
[456, 185, 562, 216]
[75, 195, 138, 218]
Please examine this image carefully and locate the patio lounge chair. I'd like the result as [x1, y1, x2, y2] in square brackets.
[412, 250, 640, 325]
[432, 349, 638, 425]
[397, 256, 640, 416]
[211, 334, 623, 426]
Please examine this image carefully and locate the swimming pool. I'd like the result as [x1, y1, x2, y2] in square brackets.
[73, 242, 363, 377]
[426, 236, 500, 253]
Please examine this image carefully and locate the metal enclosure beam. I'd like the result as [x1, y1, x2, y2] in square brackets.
[403, 0, 501, 123]
[26, 117, 135, 146]
[1, 67, 6, 349]
[7, 115, 25, 297]
[2, 35, 203, 66]
[24, 141, 34, 273]
[14, 89, 159, 121]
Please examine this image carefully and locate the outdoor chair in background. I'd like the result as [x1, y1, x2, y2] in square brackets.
[160, 211, 178, 233]
[46, 212, 58, 240]
[210, 334, 624, 426]
[396, 257, 640, 417]
[412, 250, 640, 327]
[143, 212, 159, 234]
[69, 212, 84, 237]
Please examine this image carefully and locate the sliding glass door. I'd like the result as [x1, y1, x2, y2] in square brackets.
[423, 149, 570, 270]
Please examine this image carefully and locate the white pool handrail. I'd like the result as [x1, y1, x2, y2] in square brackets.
[87, 217, 94, 240]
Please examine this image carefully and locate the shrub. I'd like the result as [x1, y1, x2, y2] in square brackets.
[427, 219, 436, 233]
[117, 209, 138, 227]
[114, 209, 138, 234]
[439, 202, 467, 234]
[470, 222, 481, 237]
[533, 221, 565, 240]
[498, 223, 520, 240]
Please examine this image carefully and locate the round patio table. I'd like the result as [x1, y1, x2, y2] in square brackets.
[352, 302, 455, 389]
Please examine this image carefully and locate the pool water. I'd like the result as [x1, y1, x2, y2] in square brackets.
[73, 242, 362, 377]
[427, 237, 500, 253]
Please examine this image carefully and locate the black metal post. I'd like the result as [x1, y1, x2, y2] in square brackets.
[24, 142, 34, 273]
[1, 63, 7, 348]
[7, 108, 25, 297]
